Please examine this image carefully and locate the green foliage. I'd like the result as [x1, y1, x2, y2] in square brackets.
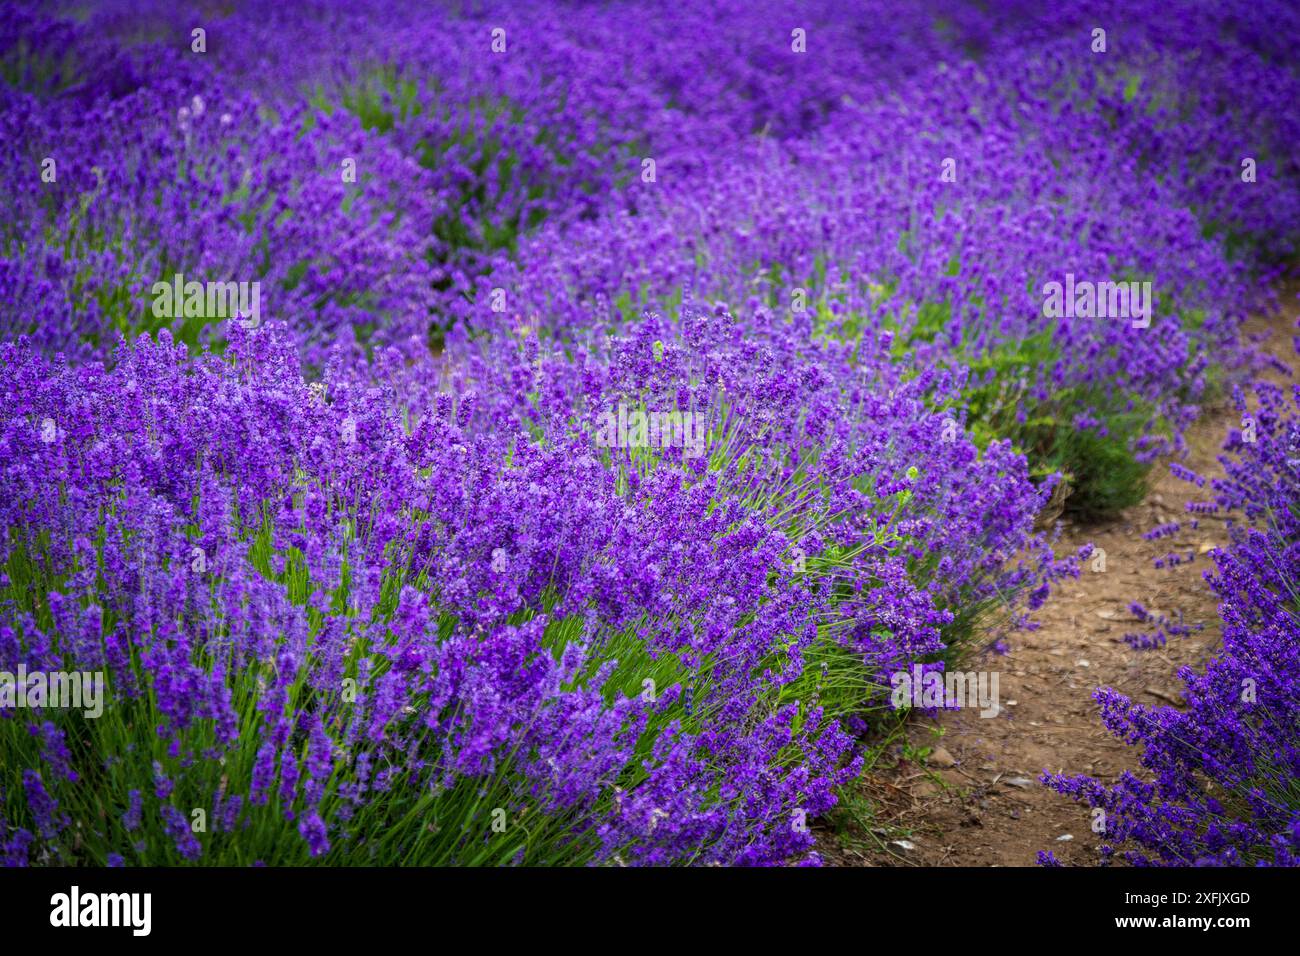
[867, 286, 1160, 523]
[955, 332, 1156, 521]
[0, 38, 82, 98]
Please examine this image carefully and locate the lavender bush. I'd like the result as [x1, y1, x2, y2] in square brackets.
[1045, 376, 1300, 866]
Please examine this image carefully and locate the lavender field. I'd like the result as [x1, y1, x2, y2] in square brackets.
[0, 0, 1298, 871]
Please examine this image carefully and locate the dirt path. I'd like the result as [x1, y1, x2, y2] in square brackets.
[828, 291, 1297, 867]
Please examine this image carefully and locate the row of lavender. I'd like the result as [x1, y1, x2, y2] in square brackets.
[0, 1, 1296, 865]
[1046, 379, 1300, 866]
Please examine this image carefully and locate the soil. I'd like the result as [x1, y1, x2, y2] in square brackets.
[825, 287, 1298, 867]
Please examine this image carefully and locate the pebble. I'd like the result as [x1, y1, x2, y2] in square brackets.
[927, 747, 957, 768]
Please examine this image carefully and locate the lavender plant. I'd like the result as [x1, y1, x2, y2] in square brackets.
[1045, 375, 1300, 866]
